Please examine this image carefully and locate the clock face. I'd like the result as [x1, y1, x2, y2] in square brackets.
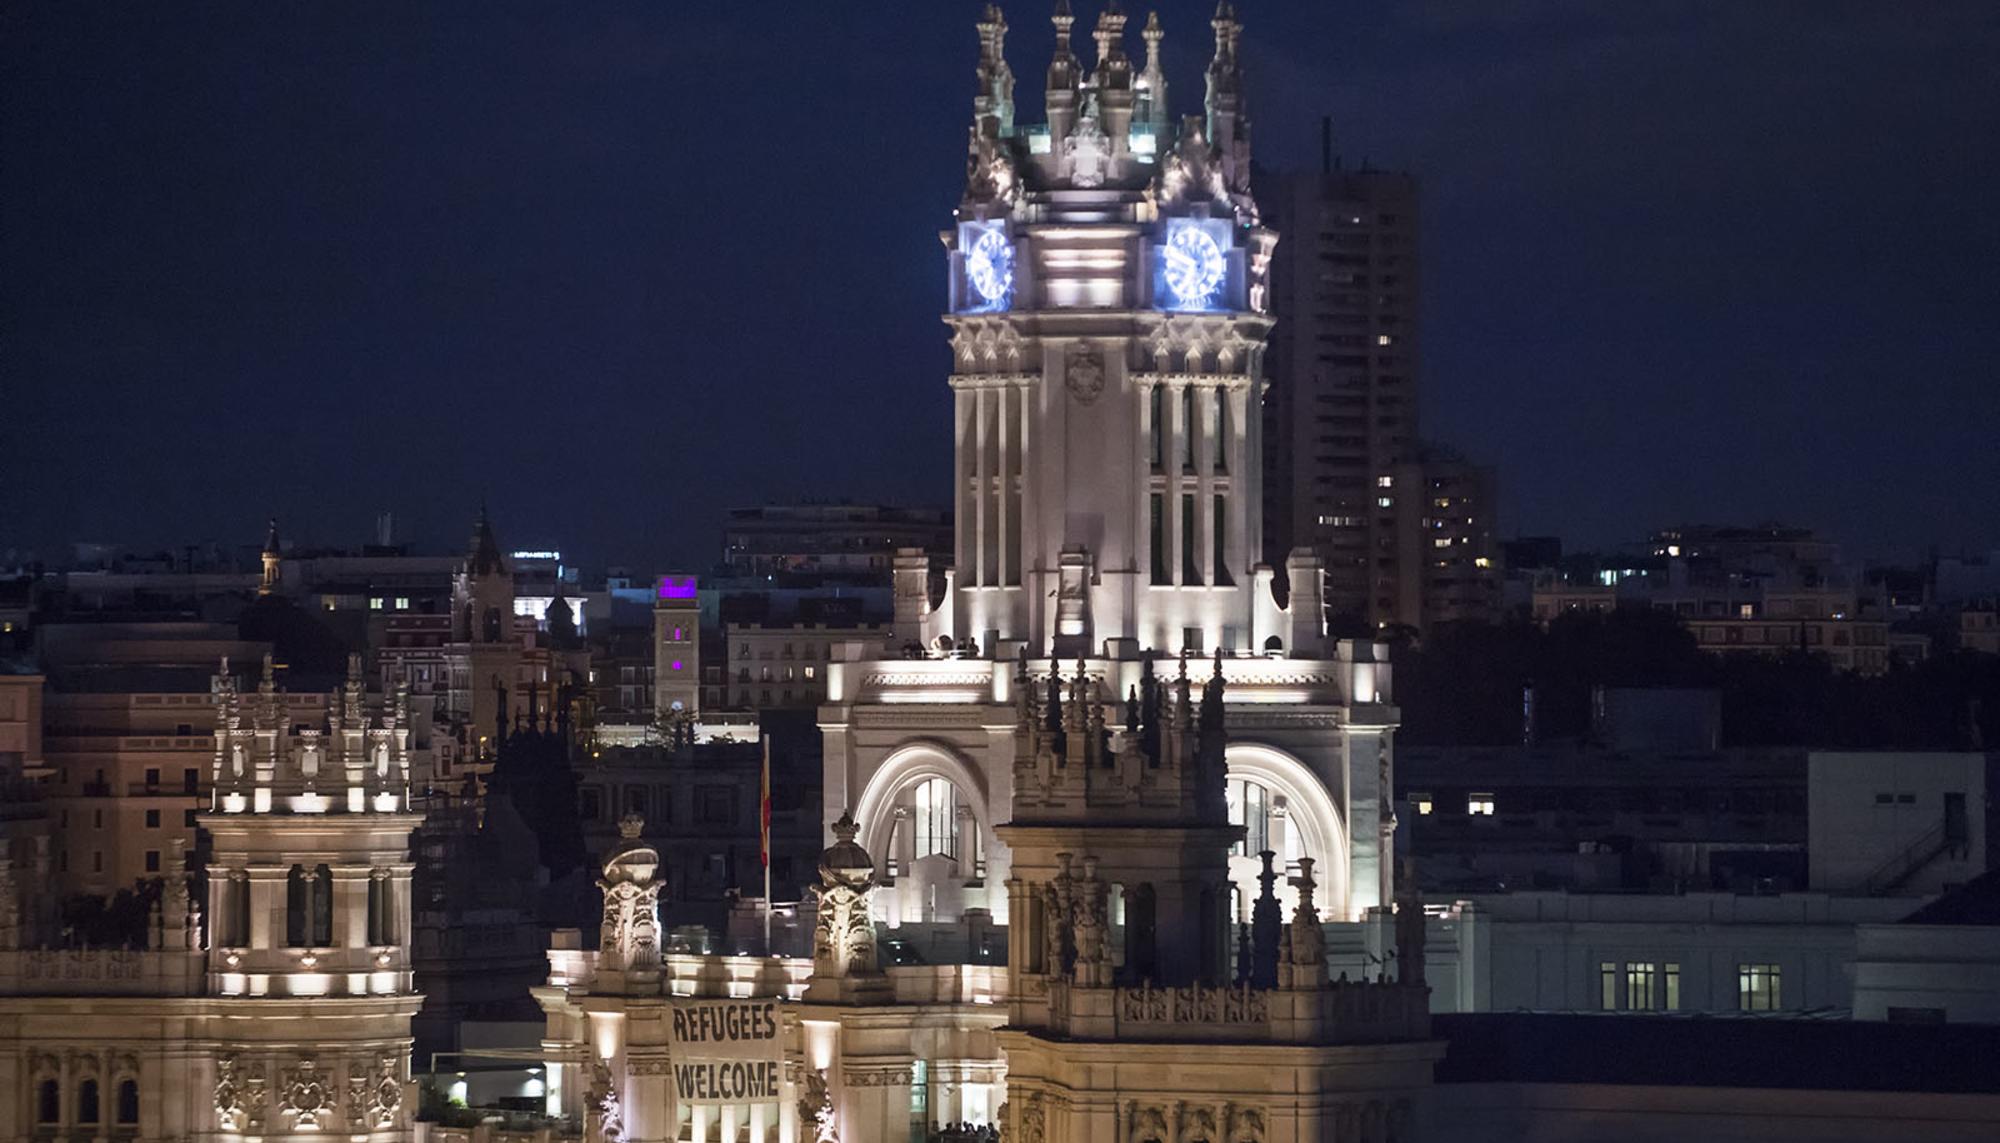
[1162, 222, 1225, 309]
[965, 226, 1015, 306]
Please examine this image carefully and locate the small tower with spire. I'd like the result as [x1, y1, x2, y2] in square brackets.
[258, 517, 282, 596]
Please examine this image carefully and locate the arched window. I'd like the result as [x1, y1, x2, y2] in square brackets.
[912, 777, 956, 860]
[77, 1078, 100, 1125]
[116, 1079, 139, 1126]
[1149, 385, 1165, 470]
[1213, 386, 1229, 471]
[36, 1078, 59, 1124]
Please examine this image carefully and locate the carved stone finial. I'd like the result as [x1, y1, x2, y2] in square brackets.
[617, 812, 644, 841]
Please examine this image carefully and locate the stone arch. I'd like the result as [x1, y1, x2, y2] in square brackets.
[1225, 743, 1350, 921]
[850, 740, 993, 876]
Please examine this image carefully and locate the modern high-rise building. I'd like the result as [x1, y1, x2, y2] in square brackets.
[1262, 161, 1499, 630]
[1262, 164, 1420, 627]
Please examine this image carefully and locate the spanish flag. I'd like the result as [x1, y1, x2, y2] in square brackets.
[759, 734, 772, 869]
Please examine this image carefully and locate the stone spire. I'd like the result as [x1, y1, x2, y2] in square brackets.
[1046, 1, 1081, 148]
[1089, 3, 1134, 146]
[1206, 1, 1244, 144]
[468, 506, 507, 578]
[1136, 10, 1168, 131]
[974, 4, 1016, 132]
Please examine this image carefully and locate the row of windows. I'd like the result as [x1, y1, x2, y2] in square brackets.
[1598, 961, 1780, 1012]
[35, 1076, 140, 1127]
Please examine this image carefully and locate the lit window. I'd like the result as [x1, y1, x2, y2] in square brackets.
[1376, 475, 1394, 488]
[1664, 963, 1681, 1011]
[1599, 962, 1618, 1011]
[1377, 497, 1394, 509]
[1409, 792, 1433, 816]
[1377, 334, 1393, 346]
[1474, 557, 1492, 569]
[1625, 962, 1656, 1009]
[394, 597, 410, 610]
[369, 597, 385, 610]
[912, 777, 956, 859]
[804, 666, 816, 680]
[1738, 603, 1755, 619]
[1226, 778, 1272, 855]
[1467, 793, 1496, 816]
[1738, 963, 1781, 1011]
[1433, 538, 1452, 549]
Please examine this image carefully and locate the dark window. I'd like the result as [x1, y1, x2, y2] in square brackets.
[143, 768, 160, 788]
[145, 851, 160, 873]
[116, 1079, 138, 1125]
[183, 768, 199, 794]
[578, 787, 603, 821]
[78, 1079, 100, 1125]
[1181, 493, 1201, 584]
[37, 1078, 59, 1124]
[698, 785, 735, 825]
[145, 810, 160, 828]
[286, 864, 333, 947]
[1150, 493, 1167, 583]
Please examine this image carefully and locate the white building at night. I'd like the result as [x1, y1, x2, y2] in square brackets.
[819, 0, 1403, 942]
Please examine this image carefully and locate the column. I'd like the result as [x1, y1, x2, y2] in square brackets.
[749, 1101, 769, 1143]
[720, 1103, 739, 1143]
[1168, 381, 1186, 585]
[690, 1103, 709, 1143]
[973, 386, 990, 588]
[1195, 382, 1215, 588]
[333, 865, 370, 949]
[247, 866, 286, 949]
[779, 1083, 799, 1143]
[997, 383, 1011, 588]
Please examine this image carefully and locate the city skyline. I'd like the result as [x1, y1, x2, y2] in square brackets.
[6, 1, 1997, 571]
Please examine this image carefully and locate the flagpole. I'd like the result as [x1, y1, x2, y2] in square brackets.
[761, 732, 773, 954]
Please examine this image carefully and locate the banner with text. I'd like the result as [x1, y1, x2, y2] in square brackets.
[669, 998, 783, 1103]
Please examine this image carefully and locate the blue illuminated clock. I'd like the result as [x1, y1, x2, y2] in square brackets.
[1162, 222, 1225, 308]
[965, 226, 1015, 307]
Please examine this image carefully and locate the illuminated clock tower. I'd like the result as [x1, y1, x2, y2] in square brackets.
[825, 2, 1401, 967]
[942, 0, 1282, 659]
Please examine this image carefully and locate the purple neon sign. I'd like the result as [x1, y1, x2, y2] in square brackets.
[670, 660, 684, 671]
[657, 575, 697, 600]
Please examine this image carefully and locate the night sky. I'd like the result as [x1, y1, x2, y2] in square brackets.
[6, 2, 1997, 572]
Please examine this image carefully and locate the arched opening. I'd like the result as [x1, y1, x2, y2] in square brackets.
[1263, 635, 1283, 653]
[116, 1079, 139, 1126]
[36, 1078, 59, 1124]
[77, 1079, 100, 1125]
[1225, 745, 1351, 922]
[482, 606, 503, 642]
[853, 744, 1001, 927]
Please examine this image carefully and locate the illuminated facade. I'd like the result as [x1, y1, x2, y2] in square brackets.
[824, 0, 1403, 938]
[0, 656, 422, 1140]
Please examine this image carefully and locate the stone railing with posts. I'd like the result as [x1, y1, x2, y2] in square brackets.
[1048, 978, 1429, 1044]
[0, 948, 206, 996]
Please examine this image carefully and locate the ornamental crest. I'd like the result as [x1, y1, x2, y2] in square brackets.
[280, 1058, 330, 1130]
[1064, 343, 1105, 405]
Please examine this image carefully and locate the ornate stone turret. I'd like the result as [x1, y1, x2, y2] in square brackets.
[1045, 1, 1080, 148]
[1278, 857, 1328, 990]
[1089, 3, 1134, 148]
[804, 811, 888, 1003]
[973, 4, 1015, 132]
[1135, 10, 1168, 132]
[596, 813, 662, 988]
